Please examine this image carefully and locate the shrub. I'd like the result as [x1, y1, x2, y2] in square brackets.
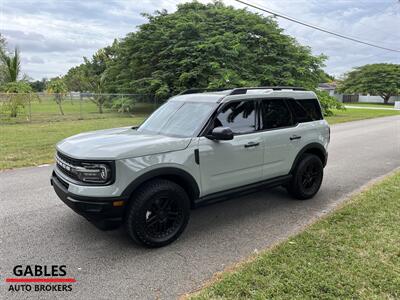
[315, 90, 345, 116]
[111, 97, 136, 113]
[0, 81, 35, 118]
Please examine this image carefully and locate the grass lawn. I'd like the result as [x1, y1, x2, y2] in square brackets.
[326, 107, 399, 124]
[190, 171, 400, 300]
[344, 102, 395, 109]
[0, 117, 145, 169]
[0, 99, 156, 169]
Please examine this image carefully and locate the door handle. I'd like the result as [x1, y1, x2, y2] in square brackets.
[290, 135, 301, 140]
[244, 142, 260, 148]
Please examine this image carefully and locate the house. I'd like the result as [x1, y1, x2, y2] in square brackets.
[318, 83, 400, 104]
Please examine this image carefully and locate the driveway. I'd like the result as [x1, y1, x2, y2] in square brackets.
[1, 115, 399, 299]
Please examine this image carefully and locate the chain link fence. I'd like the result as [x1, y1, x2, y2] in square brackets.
[0, 92, 161, 124]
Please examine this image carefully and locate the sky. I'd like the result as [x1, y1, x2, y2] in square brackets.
[1, 0, 399, 80]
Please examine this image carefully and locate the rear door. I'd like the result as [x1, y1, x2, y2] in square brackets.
[286, 97, 326, 150]
[259, 98, 300, 179]
[198, 100, 264, 196]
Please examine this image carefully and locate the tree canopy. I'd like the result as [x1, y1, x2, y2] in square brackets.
[64, 1, 327, 99]
[338, 63, 400, 103]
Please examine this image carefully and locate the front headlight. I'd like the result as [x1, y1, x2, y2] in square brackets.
[74, 163, 112, 184]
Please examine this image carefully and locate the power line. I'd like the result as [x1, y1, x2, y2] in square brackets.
[233, 0, 400, 53]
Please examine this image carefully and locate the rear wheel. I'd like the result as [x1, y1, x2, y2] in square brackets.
[125, 179, 190, 248]
[287, 154, 323, 200]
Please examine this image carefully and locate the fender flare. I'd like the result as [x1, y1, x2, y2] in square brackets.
[121, 167, 200, 201]
[290, 143, 327, 174]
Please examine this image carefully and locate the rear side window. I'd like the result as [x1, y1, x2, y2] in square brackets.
[215, 100, 256, 134]
[260, 99, 294, 130]
[288, 99, 323, 123]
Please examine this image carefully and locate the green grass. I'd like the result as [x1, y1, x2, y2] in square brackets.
[0, 99, 157, 169]
[191, 171, 400, 300]
[0, 117, 145, 169]
[326, 107, 399, 124]
[344, 102, 395, 108]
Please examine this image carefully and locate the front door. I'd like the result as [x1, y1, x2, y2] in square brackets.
[198, 100, 264, 196]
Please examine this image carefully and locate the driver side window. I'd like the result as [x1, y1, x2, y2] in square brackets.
[212, 100, 256, 134]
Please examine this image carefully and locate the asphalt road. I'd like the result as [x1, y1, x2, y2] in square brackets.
[1, 115, 399, 299]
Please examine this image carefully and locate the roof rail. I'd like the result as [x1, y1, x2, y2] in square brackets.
[179, 88, 233, 95]
[229, 86, 306, 95]
[178, 86, 306, 96]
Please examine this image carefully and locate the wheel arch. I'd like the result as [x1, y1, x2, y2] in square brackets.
[290, 143, 327, 174]
[121, 167, 200, 208]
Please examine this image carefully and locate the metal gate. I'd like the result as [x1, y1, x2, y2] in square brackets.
[342, 94, 359, 103]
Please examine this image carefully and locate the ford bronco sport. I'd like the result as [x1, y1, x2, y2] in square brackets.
[51, 87, 330, 247]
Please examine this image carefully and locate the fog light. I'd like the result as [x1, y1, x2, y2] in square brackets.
[113, 201, 124, 207]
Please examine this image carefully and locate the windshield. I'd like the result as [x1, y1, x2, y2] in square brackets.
[137, 101, 216, 137]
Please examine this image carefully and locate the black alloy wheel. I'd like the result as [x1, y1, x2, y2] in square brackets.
[287, 153, 323, 200]
[144, 193, 185, 240]
[125, 179, 190, 248]
[301, 162, 321, 190]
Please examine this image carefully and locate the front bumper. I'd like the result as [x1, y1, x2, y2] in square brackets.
[51, 172, 126, 230]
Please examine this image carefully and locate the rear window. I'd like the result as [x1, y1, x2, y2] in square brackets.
[260, 99, 294, 130]
[288, 99, 323, 123]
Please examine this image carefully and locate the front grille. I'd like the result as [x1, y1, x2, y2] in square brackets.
[56, 151, 81, 181]
[55, 151, 115, 186]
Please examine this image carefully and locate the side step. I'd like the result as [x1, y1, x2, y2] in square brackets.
[194, 175, 292, 208]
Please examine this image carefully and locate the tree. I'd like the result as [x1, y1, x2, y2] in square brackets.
[47, 78, 67, 115]
[64, 64, 87, 92]
[29, 78, 48, 92]
[64, 48, 116, 113]
[0, 47, 21, 83]
[338, 64, 400, 104]
[0, 33, 6, 53]
[81, 49, 113, 113]
[103, 1, 326, 98]
[0, 33, 7, 84]
[0, 81, 33, 117]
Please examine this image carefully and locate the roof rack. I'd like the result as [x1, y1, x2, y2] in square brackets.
[179, 88, 234, 95]
[179, 86, 306, 96]
[229, 86, 306, 95]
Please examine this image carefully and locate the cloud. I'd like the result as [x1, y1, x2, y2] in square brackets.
[1, 0, 399, 80]
[22, 56, 45, 64]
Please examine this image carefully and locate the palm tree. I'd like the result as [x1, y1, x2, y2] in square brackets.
[0, 47, 21, 82]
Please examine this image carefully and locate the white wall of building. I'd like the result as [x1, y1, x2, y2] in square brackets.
[358, 95, 399, 103]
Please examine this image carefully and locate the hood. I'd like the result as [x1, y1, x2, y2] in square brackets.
[56, 127, 192, 160]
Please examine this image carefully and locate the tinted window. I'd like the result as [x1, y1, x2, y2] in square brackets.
[288, 99, 323, 123]
[214, 101, 256, 134]
[260, 99, 293, 130]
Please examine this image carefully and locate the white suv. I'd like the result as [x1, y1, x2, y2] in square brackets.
[51, 87, 330, 247]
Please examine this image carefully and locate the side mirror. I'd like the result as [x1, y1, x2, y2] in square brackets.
[207, 126, 234, 141]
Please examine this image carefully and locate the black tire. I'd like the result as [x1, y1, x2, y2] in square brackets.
[125, 179, 190, 248]
[287, 154, 323, 200]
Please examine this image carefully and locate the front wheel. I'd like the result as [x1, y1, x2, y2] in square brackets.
[125, 179, 190, 248]
[287, 154, 323, 200]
